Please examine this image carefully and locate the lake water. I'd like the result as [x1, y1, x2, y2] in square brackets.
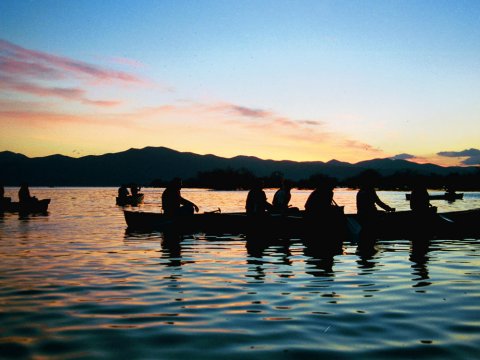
[1, 187, 480, 359]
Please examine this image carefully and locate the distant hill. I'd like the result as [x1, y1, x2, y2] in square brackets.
[0, 146, 476, 186]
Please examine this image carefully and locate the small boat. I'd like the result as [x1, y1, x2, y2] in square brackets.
[123, 208, 480, 240]
[405, 192, 464, 201]
[0, 198, 51, 213]
[116, 193, 144, 206]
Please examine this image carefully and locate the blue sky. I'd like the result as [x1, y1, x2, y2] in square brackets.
[1, 0, 479, 165]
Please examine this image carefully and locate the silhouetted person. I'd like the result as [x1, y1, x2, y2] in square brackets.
[409, 183, 439, 239]
[246, 179, 272, 216]
[410, 184, 435, 214]
[272, 180, 298, 214]
[445, 186, 456, 195]
[303, 180, 346, 249]
[356, 184, 394, 218]
[18, 183, 37, 203]
[356, 181, 394, 241]
[0, 185, 9, 210]
[304, 182, 335, 217]
[130, 183, 141, 196]
[162, 178, 199, 216]
[118, 184, 130, 200]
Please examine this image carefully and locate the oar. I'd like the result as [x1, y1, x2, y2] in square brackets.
[204, 208, 222, 214]
[332, 199, 360, 242]
[438, 214, 454, 223]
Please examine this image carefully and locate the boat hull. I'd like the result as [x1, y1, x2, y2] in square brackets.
[0, 199, 50, 213]
[124, 208, 480, 240]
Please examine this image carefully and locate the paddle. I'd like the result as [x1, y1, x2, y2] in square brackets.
[332, 199, 361, 242]
[438, 214, 454, 223]
[204, 208, 221, 214]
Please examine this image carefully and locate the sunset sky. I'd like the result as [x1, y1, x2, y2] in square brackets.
[1, 0, 479, 166]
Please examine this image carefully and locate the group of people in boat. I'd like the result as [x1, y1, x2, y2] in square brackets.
[118, 183, 142, 199]
[157, 177, 440, 221]
[0, 183, 40, 206]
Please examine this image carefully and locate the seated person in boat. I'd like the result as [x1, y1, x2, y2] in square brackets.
[410, 184, 436, 214]
[18, 183, 38, 203]
[272, 180, 299, 214]
[0, 185, 11, 207]
[356, 183, 394, 220]
[118, 184, 130, 200]
[304, 180, 342, 218]
[246, 179, 272, 216]
[162, 178, 199, 216]
[130, 183, 141, 197]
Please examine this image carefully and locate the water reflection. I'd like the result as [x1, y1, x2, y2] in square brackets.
[410, 238, 432, 287]
[161, 232, 183, 267]
[245, 235, 294, 282]
[356, 243, 380, 273]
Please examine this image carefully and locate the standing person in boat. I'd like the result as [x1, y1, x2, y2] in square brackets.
[162, 178, 199, 216]
[272, 180, 298, 214]
[246, 179, 272, 216]
[18, 183, 38, 204]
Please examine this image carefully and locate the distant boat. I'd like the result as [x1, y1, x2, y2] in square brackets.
[116, 193, 144, 206]
[0, 198, 50, 213]
[405, 192, 464, 201]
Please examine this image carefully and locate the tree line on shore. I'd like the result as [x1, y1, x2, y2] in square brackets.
[149, 167, 480, 191]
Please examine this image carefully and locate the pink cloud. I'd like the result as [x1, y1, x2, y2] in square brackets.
[0, 39, 145, 84]
[0, 39, 151, 106]
[0, 75, 85, 99]
[0, 74, 121, 106]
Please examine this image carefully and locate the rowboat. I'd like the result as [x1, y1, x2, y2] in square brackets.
[0, 198, 51, 213]
[405, 192, 464, 201]
[116, 193, 144, 206]
[124, 208, 480, 240]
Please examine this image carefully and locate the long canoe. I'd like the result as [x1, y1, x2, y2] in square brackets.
[124, 208, 480, 240]
[405, 193, 464, 201]
[0, 199, 51, 213]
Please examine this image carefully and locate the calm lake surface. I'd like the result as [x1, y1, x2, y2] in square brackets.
[1, 187, 480, 359]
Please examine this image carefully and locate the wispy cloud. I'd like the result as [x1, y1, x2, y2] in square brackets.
[0, 39, 146, 106]
[0, 39, 144, 83]
[437, 148, 480, 165]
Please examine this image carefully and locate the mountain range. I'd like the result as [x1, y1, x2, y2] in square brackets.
[0, 146, 476, 186]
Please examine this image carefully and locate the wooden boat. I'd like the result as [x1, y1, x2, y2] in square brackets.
[123, 208, 480, 240]
[0, 198, 51, 213]
[405, 192, 464, 201]
[116, 193, 144, 206]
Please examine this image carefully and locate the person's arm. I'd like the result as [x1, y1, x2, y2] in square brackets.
[180, 196, 199, 212]
[374, 193, 394, 212]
